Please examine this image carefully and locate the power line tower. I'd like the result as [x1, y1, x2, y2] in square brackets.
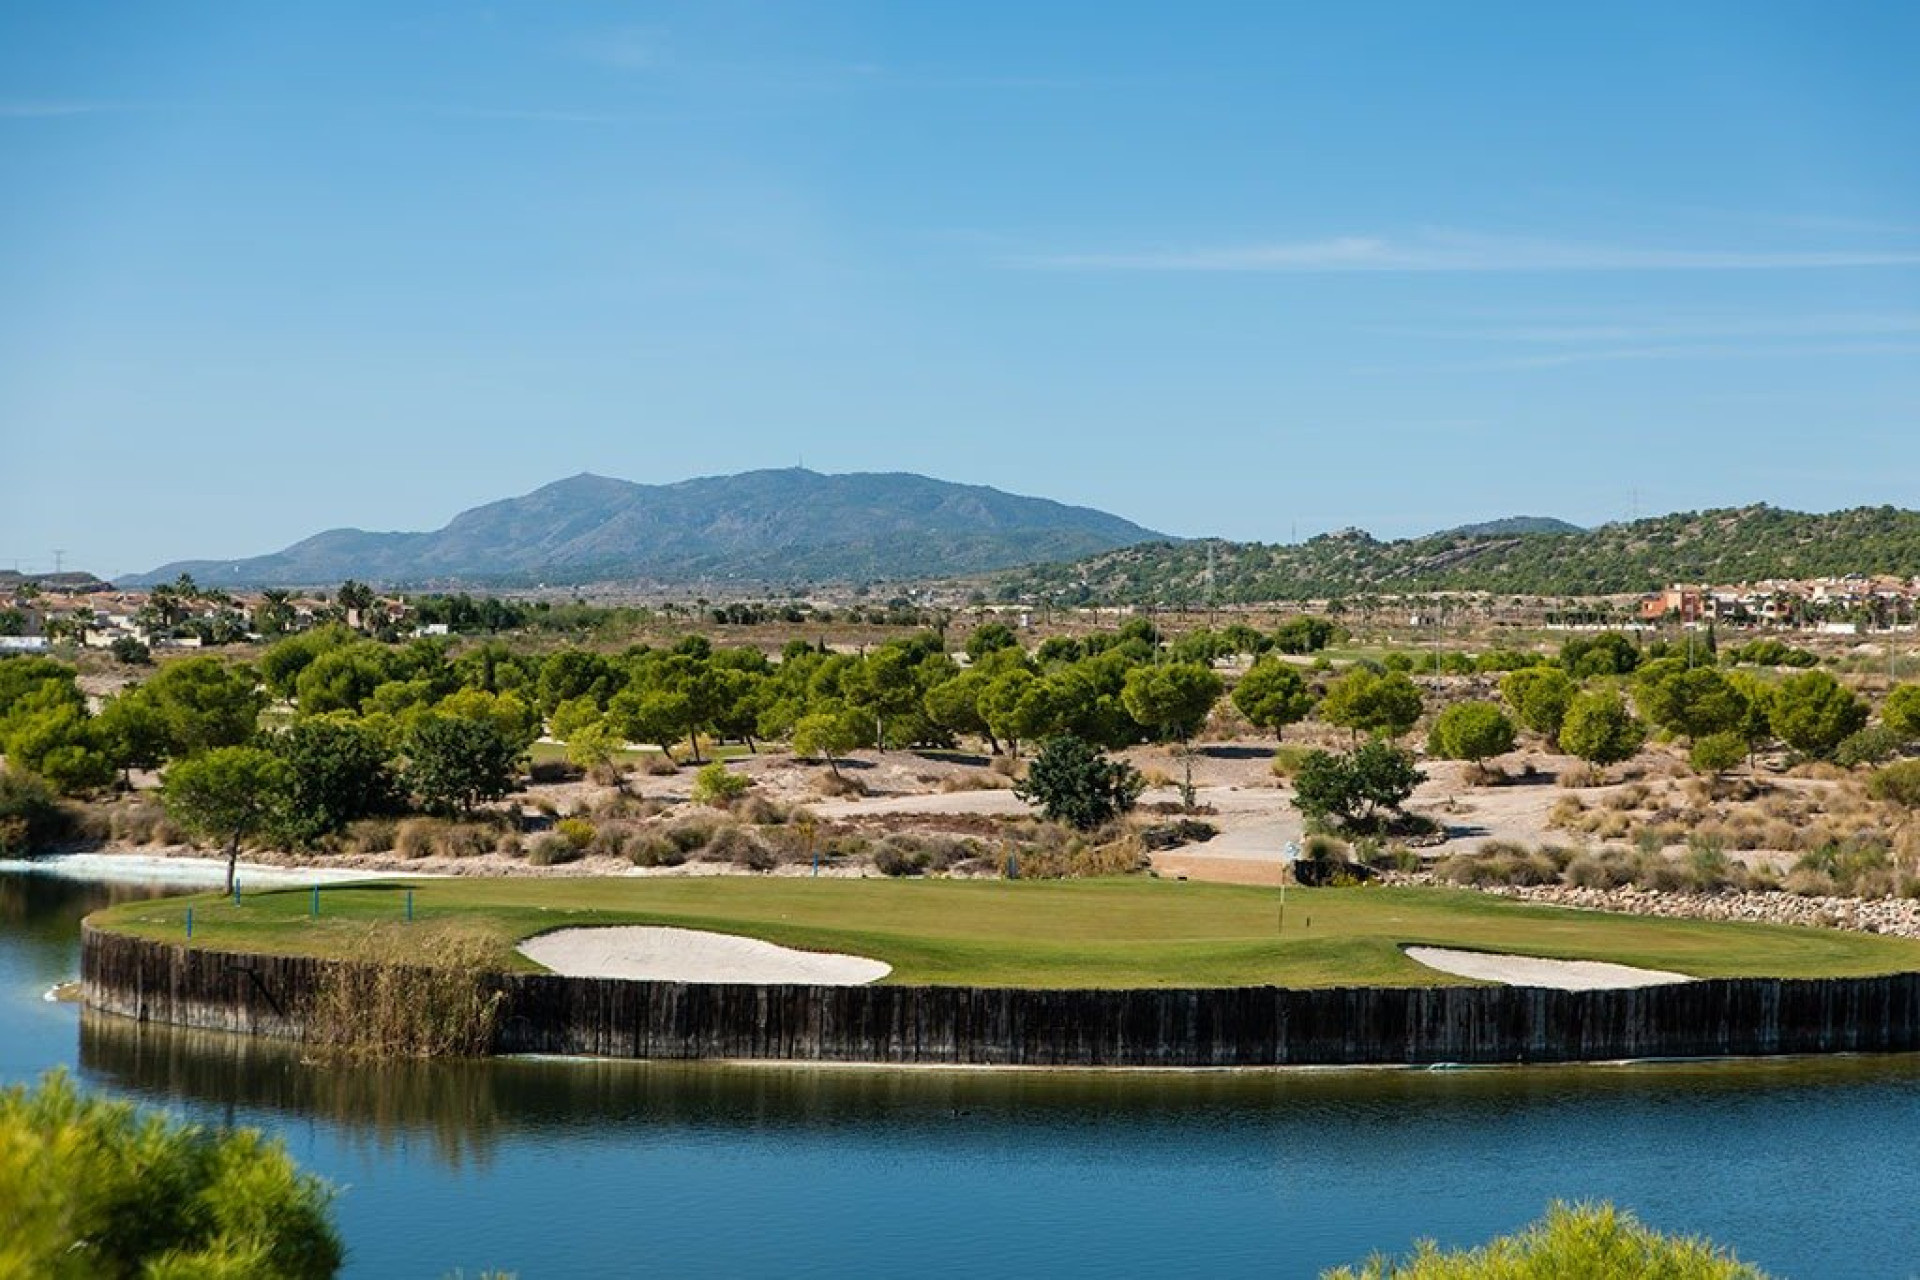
[52, 549, 66, 575]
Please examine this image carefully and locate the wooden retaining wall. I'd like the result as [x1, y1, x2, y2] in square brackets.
[81, 926, 1920, 1067]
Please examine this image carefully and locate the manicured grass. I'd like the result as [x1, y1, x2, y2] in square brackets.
[88, 878, 1920, 989]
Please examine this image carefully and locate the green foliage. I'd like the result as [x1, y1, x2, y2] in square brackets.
[1272, 615, 1339, 653]
[1768, 670, 1867, 757]
[1868, 759, 1920, 809]
[1883, 682, 1920, 740]
[1688, 731, 1748, 776]
[108, 635, 152, 666]
[1499, 666, 1575, 742]
[1833, 724, 1906, 769]
[690, 762, 751, 807]
[402, 716, 520, 817]
[268, 719, 397, 845]
[138, 656, 266, 756]
[1634, 665, 1749, 742]
[1013, 734, 1145, 830]
[1292, 741, 1425, 830]
[1321, 1201, 1767, 1279]
[1560, 632, 1642, 679]
[161, 747, 295, 890]
[1724, 638, 1817, 668]
[1120, 662, 1224, 744]
[1319, 667, 1423, 739]
[791, 709, 862, 774]
[0, 766, 74, 854]
[964, 621, 1020, 660]
[0, 1070, 342, 1279]
[1558, 691, 1646, 768]
[1232, 658, 1315, 739]
[1426, 701, 1516, 764]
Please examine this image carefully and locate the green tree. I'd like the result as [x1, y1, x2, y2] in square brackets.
[401, 716, 519, 817]
[1426, 701, 1516, 771]
[1558, 691, 1646, 774]
[1559, 632, 1641, 678]
[1121, 661, 1224, 810]
[294, 644, 396, 716]
[0, 1070, 343, 1279]
[1883, 682, 1920, 741]
[1634, 665, 1749, 742]
[1014, 734, 1144, 830]
[1868, 759, 1920, 809]
[791, 709, 862, 776]
[162, 746, 294, 893]
[1689, 731, 1748, 777]
[1232, 659, 1315, 740]
[1318, 667, 1423, 740]
[268, 719, 396, 845]
[139, 656, 266, 756]
[1499, 666, 1576, 743]
[1769, 670, 1867, 757]
[964, 621, 1020, 661]
[1291, 740, 1425, 831]
[925, 670, 999, 753]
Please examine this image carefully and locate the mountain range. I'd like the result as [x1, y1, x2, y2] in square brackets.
[989, 504, 1920, 603]
[126, 469, 1166, 589]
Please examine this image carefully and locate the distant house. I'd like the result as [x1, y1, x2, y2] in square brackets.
[1638, 587, 1705, 623]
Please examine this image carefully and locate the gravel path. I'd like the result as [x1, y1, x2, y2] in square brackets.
[517, 926, 892, 985]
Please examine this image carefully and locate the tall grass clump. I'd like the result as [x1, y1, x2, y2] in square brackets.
[303, 930, 508, 1060]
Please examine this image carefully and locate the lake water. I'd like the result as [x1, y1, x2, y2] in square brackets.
[5, 867, 1920, 1278]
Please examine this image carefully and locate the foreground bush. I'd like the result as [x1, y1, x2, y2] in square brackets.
[0, 766, 74, 854]
[1322, 1201, 1766, 1279]
[0, 1070, 342, 1278]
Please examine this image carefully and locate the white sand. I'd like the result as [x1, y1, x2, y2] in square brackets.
[518, 926, 891, 986]
[1403, 946, 1692, 991]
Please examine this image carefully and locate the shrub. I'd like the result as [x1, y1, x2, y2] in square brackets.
[1868, 759, 1920, 809]
[1291, 741, 1425, 831]
[1689, 731, 1748, 776]
[526, 833, 582, 866]
[626, 829, 685, 868]
[555, 816, 595, 850]
[394, 818, 438, 860]
[666, 817, 719, 853]
[1013, 735, 1145, 831]
[641, 752, 680, 776]
[1834, 724, 1906, 769]
[0, 1070, 343, 1278]
[873, 838, 929, 877]
[339, 817, 397, 854]
[690, 762, 751, 808]
[0, 769, 74, 854]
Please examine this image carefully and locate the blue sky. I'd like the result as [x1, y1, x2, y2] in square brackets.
[4, 2, 1918, 578]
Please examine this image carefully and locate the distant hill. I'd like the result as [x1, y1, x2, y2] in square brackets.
[1432, 515, 1584, 538]
[127, 469, 1167, 589]
[990, 504, 1920, 604]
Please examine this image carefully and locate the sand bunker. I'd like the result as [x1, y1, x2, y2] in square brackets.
[517, 926, 891, 985]
[1403, 946, 1692, 991]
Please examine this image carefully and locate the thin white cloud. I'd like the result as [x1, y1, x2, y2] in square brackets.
[1011, 231, 1920, 273]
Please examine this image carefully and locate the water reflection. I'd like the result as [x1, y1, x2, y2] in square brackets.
[79, 1005, 1920, 1173]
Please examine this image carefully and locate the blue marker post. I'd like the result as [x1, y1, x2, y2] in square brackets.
[405, 889, 414, 923]
[185, 907, 193, 939]
[311, 886, 320, 919]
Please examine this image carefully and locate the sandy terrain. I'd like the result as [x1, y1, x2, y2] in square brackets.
[517, 925, 892, 985]
[1402, 945, 1692, 990]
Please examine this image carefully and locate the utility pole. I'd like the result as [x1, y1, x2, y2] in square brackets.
[52, 549, 66, 574]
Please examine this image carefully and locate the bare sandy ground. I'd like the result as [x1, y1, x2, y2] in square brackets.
[517, 925, 892, 985]
[1402, 945, 1692, 990]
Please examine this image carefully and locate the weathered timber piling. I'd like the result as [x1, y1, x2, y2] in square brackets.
[81, 926, 1920, 1067]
